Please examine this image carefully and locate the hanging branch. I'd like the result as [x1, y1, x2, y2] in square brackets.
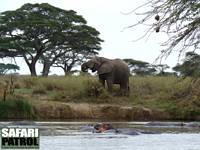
[123, 0, 200, 60]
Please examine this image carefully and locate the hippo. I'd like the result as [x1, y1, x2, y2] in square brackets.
[80, 123, 158, 135]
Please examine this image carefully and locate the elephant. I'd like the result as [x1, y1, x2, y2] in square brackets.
[81, 56, 130, 95]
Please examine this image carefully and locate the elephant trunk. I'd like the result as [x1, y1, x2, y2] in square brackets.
[81, 63, 88, 72]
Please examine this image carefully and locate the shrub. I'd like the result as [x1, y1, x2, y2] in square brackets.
[44, 82, 55, 91]
[32, 85, 47, 95]
[53, 91, 69, 102]
[83, 79, 110, 98]
[0, 95, 35, 119]
[23, 77, 38, 89]
[14, 82, 21, 89]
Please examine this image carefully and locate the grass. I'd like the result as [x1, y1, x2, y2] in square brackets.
[2, 75, 195, 102]
[0, 75, 200, 120]
[0, 95, 36, 119]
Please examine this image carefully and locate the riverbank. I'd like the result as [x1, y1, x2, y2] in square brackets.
[0, 75, 200, 121]
[32, 101, 170, 121]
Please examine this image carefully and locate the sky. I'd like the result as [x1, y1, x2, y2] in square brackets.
[0, 0, 181, 75]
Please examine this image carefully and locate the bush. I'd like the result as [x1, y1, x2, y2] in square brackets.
[32, 85, 47, 95]
[0, 96, 35, 119]
[83, 79, 110, 98]
[23, 77, 38, 89]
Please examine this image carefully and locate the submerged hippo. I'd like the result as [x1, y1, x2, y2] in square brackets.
[94, 123, 115, 133]
[80, 123, 157, 135]
[80, 123, 117, 133]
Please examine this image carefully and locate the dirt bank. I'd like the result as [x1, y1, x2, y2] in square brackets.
[32, 101, 171, 121]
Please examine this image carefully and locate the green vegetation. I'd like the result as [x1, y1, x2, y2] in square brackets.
[0, 3, 102, 77]
[173, 52, 200, 78]
[0, 75, 200, 120]
[124, 59, 173, 76]
[0, 95, 35, 119]
[0, 63, 19, 75]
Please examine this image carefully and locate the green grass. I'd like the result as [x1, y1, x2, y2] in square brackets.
[0, 95, 36, 119]
[0, 75, 200, 120]
[8, 75, 199, 103]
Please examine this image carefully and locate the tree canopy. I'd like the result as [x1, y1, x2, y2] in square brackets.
[124, 59, 156, 75]
[124, 58, 175, 76]
[0, 3, 103, 76]
[129, 0, 200, 59]
[173, 51, 200, 77]
[0, 63, 19, 75]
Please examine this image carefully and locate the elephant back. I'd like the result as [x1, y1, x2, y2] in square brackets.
[112, 59, 129, 73]
[112, 59, 130, 82]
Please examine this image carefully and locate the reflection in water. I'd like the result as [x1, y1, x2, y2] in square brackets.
[1, 121, 200, 150]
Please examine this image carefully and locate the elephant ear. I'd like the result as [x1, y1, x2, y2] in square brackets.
[97, 61, 113, 74]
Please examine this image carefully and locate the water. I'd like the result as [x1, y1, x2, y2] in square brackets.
[1, 122, 200, 150]
[41, 133, 200, 150]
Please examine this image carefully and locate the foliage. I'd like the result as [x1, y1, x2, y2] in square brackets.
[124, 59, 156, 75]
[0, 95, 35, 119]
[128, 0, 200, 59]
[83, 79, 110, 99]
[0, 63, 19, 75]
[32, 85, 47, 95]
[155, 64, 170, 75]
[22, 77, 38, 89]
[0, 75, 200, 120]
[173, 51, 200, 77]
[0, 49, 20, 58]
[10, 75, 190, 102]
[52, 47, 98, 76]
[0, 3, 102, 76]
[124, 59, 176, 76]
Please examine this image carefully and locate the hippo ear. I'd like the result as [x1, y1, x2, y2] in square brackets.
[97, 61, 113, 74]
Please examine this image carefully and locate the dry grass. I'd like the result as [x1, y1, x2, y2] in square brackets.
[0, 75, 200, 120]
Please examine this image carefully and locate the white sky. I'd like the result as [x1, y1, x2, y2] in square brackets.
[0, 0, 181, 75]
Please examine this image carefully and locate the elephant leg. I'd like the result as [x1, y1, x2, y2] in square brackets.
[120, 83, 129, 96]
[99, 75, 106, 88]
[106, 79, 113, 92]
[99, 78, 105, 88]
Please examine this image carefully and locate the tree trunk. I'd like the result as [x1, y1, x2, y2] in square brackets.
[29, 63, 37, 76]
[64, 66, 72, 76]
[23, 55, 37, 76]
[64, 70, 71, 76]
[42, 61, 51, 77]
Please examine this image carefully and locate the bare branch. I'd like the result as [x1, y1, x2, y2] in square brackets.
[126, 0, 200, 60]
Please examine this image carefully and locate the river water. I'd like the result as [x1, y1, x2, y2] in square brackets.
[1, 121, 200, 150]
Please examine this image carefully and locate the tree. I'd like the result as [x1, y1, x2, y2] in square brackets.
[173, 51, 200, 77]
[0, 49, 21, 58]
[127, 0, 200, 59]
[124, 59, 156, 75]
[155, 64, 170, 75]
[42, 24, 102, 76]
[0, 3, 102, 76]
[53, 50, 97, 76]
[0, 63, 19, 75]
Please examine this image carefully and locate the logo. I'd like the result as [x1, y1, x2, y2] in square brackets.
[1, 127, 39, 149]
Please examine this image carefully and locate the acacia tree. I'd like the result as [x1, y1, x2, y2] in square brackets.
[155, 64, 169, 75]
[53, 50, 97, 76]
[0, 3, 102, 76]
[41, 25, 102, 76]
[124, 59, 156, 75]
[173, 51, 200, 77]
[0, 48, 20, 76]
[53, 51, 84, 76]
[127, 0, 200, 59]
[52, 25, 101, 76]
[0, 63, 19, 75]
